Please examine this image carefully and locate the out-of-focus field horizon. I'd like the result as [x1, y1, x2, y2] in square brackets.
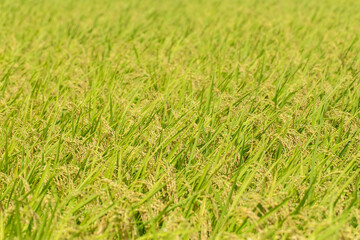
[1, 0, 360, 239]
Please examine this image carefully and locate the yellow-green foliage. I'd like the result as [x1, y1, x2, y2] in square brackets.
[1, 0, 360, 239]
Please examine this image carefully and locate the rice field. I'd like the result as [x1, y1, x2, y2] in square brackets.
[1, 0, 360, 239]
